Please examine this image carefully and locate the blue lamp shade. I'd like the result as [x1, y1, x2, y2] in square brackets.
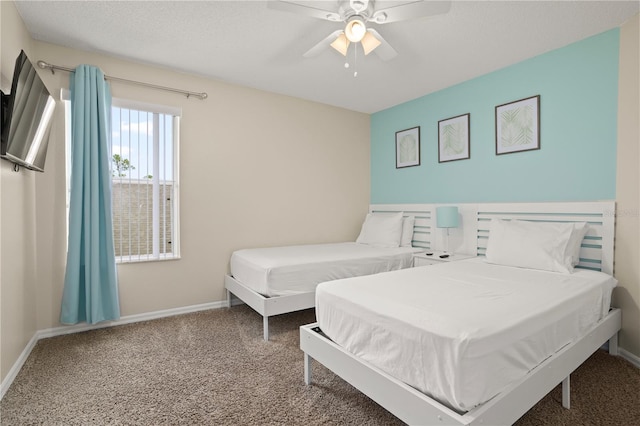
[436, 206, 459, 228]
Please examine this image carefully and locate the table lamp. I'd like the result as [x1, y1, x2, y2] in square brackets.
[436, 206, 459, 254]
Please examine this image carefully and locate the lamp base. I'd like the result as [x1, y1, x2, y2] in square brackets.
[444, 229, 450, 254]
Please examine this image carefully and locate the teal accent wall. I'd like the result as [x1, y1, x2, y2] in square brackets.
[371, 29, 620, 204]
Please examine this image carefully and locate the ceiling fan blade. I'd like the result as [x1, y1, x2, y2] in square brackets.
[303, 30, 344, 58]
[268, 1, 341, 22]
[366, 28, 397, 61]
[371, 1, 451, 24]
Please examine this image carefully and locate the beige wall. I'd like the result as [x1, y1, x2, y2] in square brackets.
[614, 13, 640, 358]
[0, 0, 39, 385]
[31, 41, 370, 327]
[1, 6, 370, 384]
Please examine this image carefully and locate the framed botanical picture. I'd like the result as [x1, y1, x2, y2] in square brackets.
[395, 126, 420, 168]
[438, 113, 470, 163]
[495, 95, 540, 155]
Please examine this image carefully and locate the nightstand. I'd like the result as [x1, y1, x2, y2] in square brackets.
[413, 251, 475, 267]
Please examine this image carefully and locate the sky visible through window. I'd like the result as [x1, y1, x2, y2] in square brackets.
[111, 107, 173, 181]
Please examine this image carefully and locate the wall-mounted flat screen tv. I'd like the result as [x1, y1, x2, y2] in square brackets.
[1, 50, 56, 172]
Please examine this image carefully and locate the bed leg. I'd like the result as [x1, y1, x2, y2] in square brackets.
[304, 352, 312, 385]
[226, 289, 232, 308]
[263, 316, 269, 341]
[562, 375, 570, 409]
[608, 332, 619, 355]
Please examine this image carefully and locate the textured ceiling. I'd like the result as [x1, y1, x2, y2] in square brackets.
[14, 0, 640, 113]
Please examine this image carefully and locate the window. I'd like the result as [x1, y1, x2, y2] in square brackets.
[65, 96, 181, 263]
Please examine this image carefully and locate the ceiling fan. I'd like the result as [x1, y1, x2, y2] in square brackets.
[269, 0, 451, 61]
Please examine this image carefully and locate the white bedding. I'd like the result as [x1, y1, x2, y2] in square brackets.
[315, 258, 617, 413]
[230, 242, 420, 297]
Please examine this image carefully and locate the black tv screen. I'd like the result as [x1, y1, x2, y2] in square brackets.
[1, 50, 55, 172]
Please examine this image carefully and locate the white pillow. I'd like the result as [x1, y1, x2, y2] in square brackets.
[485, 219, 576, 273]
[356, 212, 404, 248]
[401, 216, 415, 247]
[566, 222, 589, 267]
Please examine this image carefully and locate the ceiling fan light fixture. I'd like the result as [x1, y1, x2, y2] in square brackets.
[345, 17, 366, 42]
[330, 33, 350, 56]
[361, 30, 381, 55]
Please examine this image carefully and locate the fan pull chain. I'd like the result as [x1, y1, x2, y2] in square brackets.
[353, 43, 358, 78]
[342, 44, 359, 77]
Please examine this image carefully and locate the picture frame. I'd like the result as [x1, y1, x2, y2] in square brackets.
[438, 113, 470, 163]
[395, 126, 420, 168]
[495, 95, 540, 155]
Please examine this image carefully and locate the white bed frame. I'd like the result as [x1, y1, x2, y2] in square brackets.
[225, 204, 435, 340]
[301, 200, 620, 425]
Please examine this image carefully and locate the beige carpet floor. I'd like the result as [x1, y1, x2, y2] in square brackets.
[1, 305, 638, 425]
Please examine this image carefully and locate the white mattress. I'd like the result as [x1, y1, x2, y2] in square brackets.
[230, 242, 420, 297]
[315, 258, 617, 413]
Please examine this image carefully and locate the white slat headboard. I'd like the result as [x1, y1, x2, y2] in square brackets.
[368, 201, 615, 274]
[370, 204, 435, 250]
[476, 201, 615, 274]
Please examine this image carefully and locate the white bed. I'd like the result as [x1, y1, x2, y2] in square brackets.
[301, 201, 621, 425]
[226, 205, 435, 340]
[230, 242, 419, 297]
[315, 258, 617, 414]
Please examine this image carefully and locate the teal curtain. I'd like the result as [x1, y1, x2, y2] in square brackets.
[61, 65, 120, 324]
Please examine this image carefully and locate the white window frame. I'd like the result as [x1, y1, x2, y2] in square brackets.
[63, 89, 181, 263]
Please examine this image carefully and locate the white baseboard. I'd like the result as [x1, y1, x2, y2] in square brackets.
[36, 300, 226, 339]
[0, 333, 39, 400]
[1, 300, 227, 400]
[620, 347, 640, 369]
